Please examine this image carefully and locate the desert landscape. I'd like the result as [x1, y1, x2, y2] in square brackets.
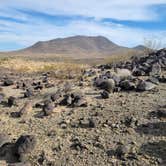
[0, 35, 165, 166]
[0, 1, 166, 166]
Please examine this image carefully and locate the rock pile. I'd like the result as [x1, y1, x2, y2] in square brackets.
[93, 49, 166, 93]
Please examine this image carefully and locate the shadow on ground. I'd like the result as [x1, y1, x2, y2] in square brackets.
[139, 141, 166, 165]
[135, 122, 166, 136]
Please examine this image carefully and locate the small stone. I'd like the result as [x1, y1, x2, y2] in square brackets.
[100, 90, 109, 99]
[0, 93, 5, 103]
[8, 96, 17, 107]
[43, 102, 54, 116]
[24, 89, 34, 98]
[4, 79, 14, 86]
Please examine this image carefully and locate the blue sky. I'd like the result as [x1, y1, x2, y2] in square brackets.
[0, 0, 166, 51]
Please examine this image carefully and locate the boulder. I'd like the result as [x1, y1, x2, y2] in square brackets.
[137, 80, 156, 91]
[119, 80, 136, 91]
[115, 68, 132, 80]
[8, 96, 17, 107]
[100, 90, 109, 99]
[24, 89, 34, 98]
[14, 135, 36, 161]
[43, 102, 55, 116]
[0, 93, 5, 103]
[60, 91, 87, 107]
[3, 79, 14, 86]
[97, 79, 115, 92]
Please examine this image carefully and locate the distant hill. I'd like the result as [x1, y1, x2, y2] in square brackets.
[133, 45, 147, 51]
[15, 35, 132, 58]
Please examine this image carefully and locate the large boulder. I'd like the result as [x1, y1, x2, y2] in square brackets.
[115, 68, 132, 80]
[95, 78, 115, 92]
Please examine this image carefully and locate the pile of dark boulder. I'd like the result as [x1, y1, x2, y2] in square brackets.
[92, 48, 166, 94]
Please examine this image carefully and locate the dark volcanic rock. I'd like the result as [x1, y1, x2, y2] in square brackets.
[70, 138, 87, 151]
[11, 102, 32, 118]
[24, 89, 34, 98]
[14, 135, 36, 161]
[100, 90, 109, 99]
[60, 91, 87, 107]
[115, 145, 129, 159]
[4, 79, 14, 86]
[137, 80, 156, 91]
[78, 118, 95, 128]
[119, 80, 136, 91]
[42, 102, 55, 116]
[154, 109, 166, 118]
[0, 93, 5, 103]
[8, 96, 17, 107]
[95, 79, 115, 92]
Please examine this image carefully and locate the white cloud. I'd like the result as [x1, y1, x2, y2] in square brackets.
[0, 0, 166, 21]
[0, 1, 166, 50]
[0, 18, 165, 51]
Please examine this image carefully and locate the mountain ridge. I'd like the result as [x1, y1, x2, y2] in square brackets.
[16, 35, 131, 56]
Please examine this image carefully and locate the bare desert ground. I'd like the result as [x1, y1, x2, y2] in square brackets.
[0, 48, 166, 166]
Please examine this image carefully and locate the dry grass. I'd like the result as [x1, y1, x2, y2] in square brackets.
[0, 58, 88, 79]
[104, 50, 140, 64]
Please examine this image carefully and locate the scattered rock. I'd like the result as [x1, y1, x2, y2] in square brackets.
[24, 89, 34, 98]
[96, 79, 115, 92]
[78, 118, 95, 128]
[60, 91, 87, 107]
[147, 77, 159, 85]
[11, 102, 32, 118]
[14, 135, 36, 161]
[70, 138, 87, 151]
[115, 144, 129, 159]
[8, 96, 17, 107]
[43, 101, 55, 116]
[100, 90, 109, 99]
[0, 93, 5, 103]
[4, 79, 14, 86]
[119, 80, 135, 91]
[156, 109, 166, 118]
[137, 80, 156, 91]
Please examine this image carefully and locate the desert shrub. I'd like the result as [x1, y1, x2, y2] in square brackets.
[143, 37, 162, 55]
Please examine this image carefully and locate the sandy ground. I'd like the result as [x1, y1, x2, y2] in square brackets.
[0, 69, 165, 166]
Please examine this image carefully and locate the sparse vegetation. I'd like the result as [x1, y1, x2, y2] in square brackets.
[143, 37, 162, 55]
[0, 58, 88, 79]
[104, 50, 139, 64]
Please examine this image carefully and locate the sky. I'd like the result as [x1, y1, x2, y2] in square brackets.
[0, 0, 166, 51]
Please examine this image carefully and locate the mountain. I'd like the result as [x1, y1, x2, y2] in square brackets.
[133, 45, 147, 51]
[16, 35, 131, 58]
